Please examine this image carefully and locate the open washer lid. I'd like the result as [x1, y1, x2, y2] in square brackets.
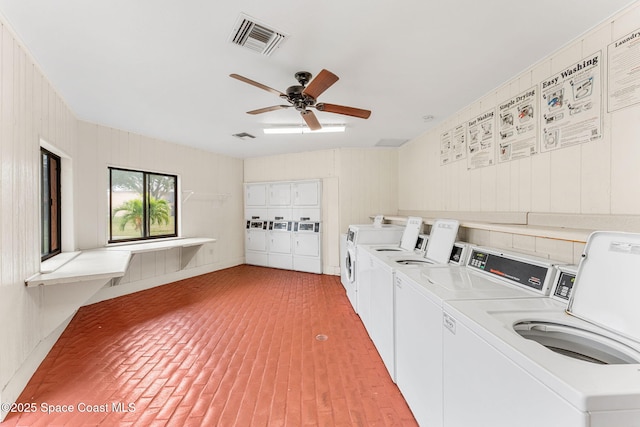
[568, 231, 640, 343]
[424, 219, 459, 264]
[399, 216, 423, 250]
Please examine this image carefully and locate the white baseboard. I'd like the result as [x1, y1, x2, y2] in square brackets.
[0, 316, 73, 422]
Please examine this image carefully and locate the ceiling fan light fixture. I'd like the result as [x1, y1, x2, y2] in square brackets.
[264, 125, 346, 135]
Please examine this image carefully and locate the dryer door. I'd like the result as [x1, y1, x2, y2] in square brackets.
[246, 229, 267, 252]
[294, 233, 320, 257]
[269, 232, 292, 254]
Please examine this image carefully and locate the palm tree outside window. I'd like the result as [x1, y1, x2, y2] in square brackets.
[109, 167, 177, 243]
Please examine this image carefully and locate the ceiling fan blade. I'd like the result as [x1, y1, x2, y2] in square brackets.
[315, 103, 371, 119]
[229, 73, 286, 97]
[301, 110, 322, 130]
[302, 69, 339, 100]
[247, 105, 291, 115]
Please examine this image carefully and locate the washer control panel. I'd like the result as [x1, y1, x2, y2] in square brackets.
[467, 248, 555, 295]
[552, 267, 577, 302]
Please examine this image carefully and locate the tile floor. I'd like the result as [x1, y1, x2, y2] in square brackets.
[2, 265, 417, 426]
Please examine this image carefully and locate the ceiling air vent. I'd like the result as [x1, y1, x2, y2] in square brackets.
[229, 13, 288, 56]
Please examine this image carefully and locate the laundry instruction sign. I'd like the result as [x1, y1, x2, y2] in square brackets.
[497, 87, 538, 162]
[467, 110, 496, 169]
[540, 52, 602, 152]
[608, 28, 640, 112]
[440, 123, 468, 165]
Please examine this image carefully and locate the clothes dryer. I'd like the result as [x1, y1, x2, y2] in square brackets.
[394, 246, 560, 427]
[442, 231, 640, 427]
[292, 221, 322, 274]
[245, 219, 269, 266]
[267, 220, 293, 270]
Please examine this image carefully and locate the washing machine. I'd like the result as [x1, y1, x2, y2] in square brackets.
[357, 219, 460, 381]
[292, 221, 322, 274]
[360, 216, 424, 256]
[342, 223, 404, 311]
[267, 220, 293, 270]
[394, 245, 561, 427]
[442, 231, 640, 427]
[389, 240, 470, 269]
[245, 219, 269, 266]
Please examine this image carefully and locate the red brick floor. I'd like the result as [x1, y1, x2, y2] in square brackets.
[2, 265, 417, 426]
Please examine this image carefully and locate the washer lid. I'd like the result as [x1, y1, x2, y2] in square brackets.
[424, 219, 459, 264]
[399, 216, 423, 250]
[568, 231, 640, 343]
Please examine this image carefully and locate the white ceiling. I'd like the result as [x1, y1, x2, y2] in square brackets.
[0, 1, 634, 159]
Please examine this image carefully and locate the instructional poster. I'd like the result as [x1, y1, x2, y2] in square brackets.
[608, 28, 640, 112]
[440, 130, 453, 165]
[451, 123, 467, 162]
[497, 87, 538, 162]
[540, 52, 602, 153]
[467, 110, 495, 169]
[440, 124, 467, 165]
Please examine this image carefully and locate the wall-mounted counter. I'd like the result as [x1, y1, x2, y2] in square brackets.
[25, 237, 216, 287]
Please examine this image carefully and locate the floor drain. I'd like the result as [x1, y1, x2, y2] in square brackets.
[315, 334, 328, 341]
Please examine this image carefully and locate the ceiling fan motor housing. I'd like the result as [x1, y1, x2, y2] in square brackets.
[285, 84, 315, 111]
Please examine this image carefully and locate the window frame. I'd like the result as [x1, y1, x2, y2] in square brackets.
[41, 148, 62, 261]
[108, 167, 179, 244]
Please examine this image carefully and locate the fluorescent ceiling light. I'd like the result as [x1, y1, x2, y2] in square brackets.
[263, 125, 345, 135]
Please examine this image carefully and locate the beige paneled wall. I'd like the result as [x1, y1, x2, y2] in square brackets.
[244, 148, 398, 275]
[0, 21, 79, 418]
[398, 2, 640, 261]
[0, 18, 246, 417]
[336, 148, 398, 229]
[76, 120, 245, 264]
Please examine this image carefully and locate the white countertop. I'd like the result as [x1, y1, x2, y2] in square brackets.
[26, 237, 216, 287]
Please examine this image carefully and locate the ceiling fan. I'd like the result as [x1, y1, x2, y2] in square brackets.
[229, 69, 371, 131]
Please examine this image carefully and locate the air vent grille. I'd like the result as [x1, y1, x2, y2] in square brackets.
[230, 14, 288, 56]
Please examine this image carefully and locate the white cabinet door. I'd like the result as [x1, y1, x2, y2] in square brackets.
[292, 180, 320, 206]
[245, 183, 267, 207]
[268, 182, 292, 206]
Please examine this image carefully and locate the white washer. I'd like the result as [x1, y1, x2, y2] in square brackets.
[389, 240, 470, 269]
[394, 246, 559, 427]
[358, 219, 460, 381]
[342, 223, 404, 311]
[442, 231, 640, 427]
[360, 216, 424, 257]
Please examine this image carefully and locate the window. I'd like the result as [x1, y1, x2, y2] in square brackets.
[109, 167, 178, 243]
[41, 148, 62, 260]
